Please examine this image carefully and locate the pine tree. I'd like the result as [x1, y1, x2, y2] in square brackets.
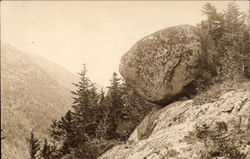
[117, 82, 153, 140]
[243, 14, 250, 54]
[98, 89, 106, 107]
[199, 2, 248, 76]
[223, 2, 246, 52]
[108, 72, 122, 113]
[70, 64, 97, 157]
[121, 83, 152, 123]
[106, 72, 123, 139]
[224, 2, 245, 34]
[85, 83, 100, 138]
[95, 89, 110, 138]
[220, 2, 247, 74]
[89, 83, 99, 107]
[58, 110, 78, 153]
[71, 64, 91, 142]
[48, 120, 62, 149]
[40, 138, 52, 159]
[201, 3, 217, 32]
[26, 131, 41, 159]
[200, 3, 224, 42]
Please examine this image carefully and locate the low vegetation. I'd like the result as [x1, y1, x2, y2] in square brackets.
[196, 121, 247, 159]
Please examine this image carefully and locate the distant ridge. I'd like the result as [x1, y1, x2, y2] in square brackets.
[1, 42, 75, 159]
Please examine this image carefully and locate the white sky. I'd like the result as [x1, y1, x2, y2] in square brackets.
[1, 1, 249, 86]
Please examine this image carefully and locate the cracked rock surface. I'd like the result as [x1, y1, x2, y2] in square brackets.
[99, 84, 250, 159]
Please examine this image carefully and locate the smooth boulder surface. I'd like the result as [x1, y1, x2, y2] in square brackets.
[99, 83, 250, 159]
[119, 25, 218, 105]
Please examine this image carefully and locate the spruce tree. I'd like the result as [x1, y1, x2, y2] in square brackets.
[48, 120, 62, 149]
[222, 2, 247, 74]
[40, 138, 51, 159]
[199, 2, 248, 76]
[71, 64, 91, 141]
[95, 89, 110, 138]
[70, 64, 96, 156]
[201, 3, 217, 32]
[108, 72, 122, 114]
[200, 3, 224, 42]
[224, 2, 245, 34]
[89, 83, 99, 107]
[26, 131, 41, 159]
[85, 83, 100, 138]
[106, 72, 123, 139]
[58, 110, 78, 153]
[98, 89, 106, 108]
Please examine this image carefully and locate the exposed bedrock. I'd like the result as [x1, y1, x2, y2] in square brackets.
[99, 86, 250, 159]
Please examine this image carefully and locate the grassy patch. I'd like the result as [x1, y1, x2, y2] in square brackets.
[193, 74, 249, 106]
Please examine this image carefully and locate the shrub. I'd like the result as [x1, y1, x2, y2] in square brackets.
[195, 121, 247, 159]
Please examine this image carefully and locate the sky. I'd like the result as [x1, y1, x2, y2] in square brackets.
[1, 1, 249, 86]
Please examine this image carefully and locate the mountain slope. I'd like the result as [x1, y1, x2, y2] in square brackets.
[27, 53, 79, 91]
[1, 42, 76, 159]
[99, 81, 250, 159]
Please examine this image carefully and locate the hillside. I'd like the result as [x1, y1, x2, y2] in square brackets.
[1, 42, 76, 159]
[103, 21, 250, 159]
[99, 81, 250, 159]
[27, 54, 79, 91]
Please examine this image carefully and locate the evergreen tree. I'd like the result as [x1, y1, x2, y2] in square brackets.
[40, 138, 52, 159]
[201, 3, 217, 32]
[108, 72, 123, 115]
[58, 111, 78, 153]
[224, 2, 245, 34]
[98, 89, 106, 107]
[242, 14, 250, 54]
[26, 131, 41, 159]
[85, 83, 100, 138]
[89, 83, 99, 107]
[200, 3, 224, 43]
[106, 72, 123, 139]
[223, 2, 246, 52]
[70, 64, 98, 157]
[121, 83, 152, 123]
[95, 89, 111, 138]
[199, 2, 248, 76]
[117, 83, 153, 140]
[71, 64, 91, 143]
[220, 2, 247, 74]
[48, 120, 62, 149]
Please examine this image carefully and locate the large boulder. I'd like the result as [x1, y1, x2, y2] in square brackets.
[119, 25, 218, 105]
[99, 82, 250, 159]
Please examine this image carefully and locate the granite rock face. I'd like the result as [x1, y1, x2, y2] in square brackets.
[119, 25, 218, 105]
[99, 84, 250, 159]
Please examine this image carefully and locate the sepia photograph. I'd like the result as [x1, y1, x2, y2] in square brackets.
[1, 1, 250, 159]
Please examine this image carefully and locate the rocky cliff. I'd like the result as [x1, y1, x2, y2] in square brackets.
[99, 82, 250, 159]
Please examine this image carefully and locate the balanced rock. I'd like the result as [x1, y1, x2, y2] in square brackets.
[119, 25, 218, 105]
